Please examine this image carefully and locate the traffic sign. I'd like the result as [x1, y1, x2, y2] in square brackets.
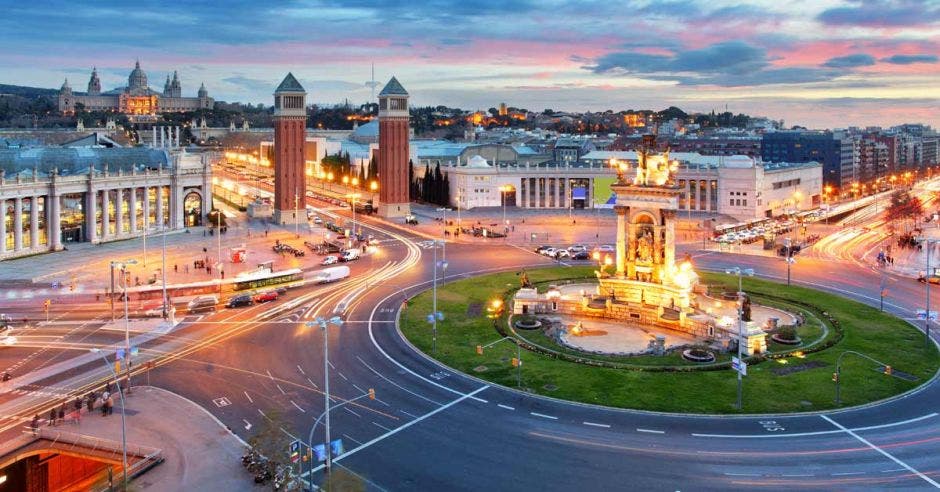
[130, 346, 139, 357]
[916, 310, 938, 321]
[732, 357, 747, 376]
[330, 439, 344, 458]
[116, 348, 125, 360]
[289, 440, 300, 463]
[312, 444, 327, 462]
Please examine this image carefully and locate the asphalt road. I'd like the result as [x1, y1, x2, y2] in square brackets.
[3, 191, 940, 490]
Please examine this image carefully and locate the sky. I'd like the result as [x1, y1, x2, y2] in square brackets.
[2, 0, 939, 129]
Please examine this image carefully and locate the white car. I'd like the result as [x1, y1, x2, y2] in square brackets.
[597, 244, 615, 252]
[554, 249, 570, 259]
[568, 245, 588, 253]
[2, 336, 15, 346]
[542, 248, 557, 257]
[321, 255, 338, 265]
[313, 216, 323, 224]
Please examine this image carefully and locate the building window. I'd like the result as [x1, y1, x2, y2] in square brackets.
[710, 180, 718, 211]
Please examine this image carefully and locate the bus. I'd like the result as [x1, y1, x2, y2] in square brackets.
[232, 268, 304, 292]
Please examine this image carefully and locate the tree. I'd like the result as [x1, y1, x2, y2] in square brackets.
[885, 191, 924, 232]
[408, 159, 417, 201]
[433, 162, 444, 205]
[421, 163, 432, 203]
[247, 409, 296, 485]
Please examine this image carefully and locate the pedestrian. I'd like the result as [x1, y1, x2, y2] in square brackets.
[49, 407, 57, 426]
[74, 397, 82, 411]
[174, 264, 178, 273]
[207, 265, 212, 275]
[31, 414, 40, 434]
[87, 394, 95, 412]
[185, 265, 190, 274]
[265, 228, 269, 237]
[106, 395, 114, 416]
[58, 405, 65, 423]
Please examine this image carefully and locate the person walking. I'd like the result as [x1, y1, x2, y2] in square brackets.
[49, 407, 57, 426]
[31, 414, 40, 435]
[87, 392, 95, 412]
[58, 405, 65, 423]
[106, 395, 114, 416]
[174, 264, 178, 273]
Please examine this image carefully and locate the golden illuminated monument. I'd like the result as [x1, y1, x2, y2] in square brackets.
[598, 135, 697, 325]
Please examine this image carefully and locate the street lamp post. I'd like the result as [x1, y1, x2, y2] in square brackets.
[90, 350, 128, 492]
[305, 316, 343, 474]
[110, 259, 137, 394]
[924, 239, 938, 347]
[477, 335, 522, 388]
[430, 240, 446, 354]
[784, 238, 795, 286]
[436, 207, 451, 263]
[725, 266, 754, 410]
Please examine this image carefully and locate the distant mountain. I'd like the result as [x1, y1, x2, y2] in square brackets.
[0, 84, 58, 98]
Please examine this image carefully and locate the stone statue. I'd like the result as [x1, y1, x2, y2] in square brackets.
[740, 293, 752, 322]
[636, 231, 653, 263]
[519, 270, 532, 288]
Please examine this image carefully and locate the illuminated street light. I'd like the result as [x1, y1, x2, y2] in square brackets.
[725, 266, 755, 410]
[305, 316, 343, 473]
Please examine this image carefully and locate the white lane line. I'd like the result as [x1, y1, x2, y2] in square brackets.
[724, 472, 760, 477]
[832, 471, 865, 476]
[258, 409, 268, 419]
[780, 474, 813, 477]
[344, 407, 361, 418]
[372, 421, 392, 432]
[297, 365, 306, 375]
[338, 372, 348, 381]
[583, 421, 611, 428]
[328, 361, 335, 370]
[265, 370, 274, 381]
[243, 391, 253, 403]
[342, 433, 362, 446]
[531, 412, 558, 420]
[374, 397, 390, 407]
[356, 356, 443, 406]
[243, 419, 252, 431]
[352, 383, 366, 394]
[277, 384, 286, 395]
[821, 415, 940, 489]
[303, 386, 489, 478]
[306, 377, 318, 389]
[497, 404, 515, 411]
[882, 468, 906, 473]
[400, 409, 418, 419]
[693, 412, 938, 438]
[637, 428, 665, 434]
[290, 400, 306, 413]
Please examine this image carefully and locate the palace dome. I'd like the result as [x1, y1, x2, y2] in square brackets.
[128, 60, 148, 90]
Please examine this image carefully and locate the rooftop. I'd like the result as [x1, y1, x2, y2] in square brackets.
[0, 147, 171, 178]
[275, 72, 306, 93]
[379, 76, 408, 96]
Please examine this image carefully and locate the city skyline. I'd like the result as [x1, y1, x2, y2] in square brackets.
[2, 1, 939, 128]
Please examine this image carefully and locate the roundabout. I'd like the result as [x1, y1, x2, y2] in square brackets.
[399, 266, 940, 414]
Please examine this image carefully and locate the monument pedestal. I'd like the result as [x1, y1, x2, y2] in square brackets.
[273, 209, 304, 225]
[379, 202, 410, 218]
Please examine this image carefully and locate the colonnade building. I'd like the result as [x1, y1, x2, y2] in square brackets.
[0, 148, 213, 260]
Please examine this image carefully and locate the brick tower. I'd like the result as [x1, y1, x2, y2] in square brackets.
[377, 76, 411, 217]
[273, 73, 307, 225]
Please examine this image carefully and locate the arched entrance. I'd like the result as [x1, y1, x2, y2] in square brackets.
[501, 185, 516, 207]
[183, 191, 203, 227]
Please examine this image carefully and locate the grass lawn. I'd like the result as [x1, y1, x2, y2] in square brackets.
[400, 267, 940, 414]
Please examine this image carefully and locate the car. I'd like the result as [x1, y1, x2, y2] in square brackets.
[187, 295, 218, 313]
[541, 247, 557, 257]
[313, 216, 323, 224]
[226, 294, 253, 308]
[535, 245, 552, 254]
[253, 291, 279, 303]
[404, 215, 419, 225]
[597, 244, 615, 252]
[321, 255, 338, 265]
[340, 250, 361, 262]
[142, 303, 169, 317]
[568, 245, 588, 253]
[572, 251, 590, 260]
[1, 336, 15, 346]
[554, 249, 570, 259]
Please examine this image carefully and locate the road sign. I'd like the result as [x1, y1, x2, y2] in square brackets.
[116, 348, 125, 360]
[330, 439, 344, 458]
[916, 310, 938, 321]
[130, 346, 139, 357]
[312, 444, 327, 462]
[732, 357, 747, 376]
[289, 440, 300, 463]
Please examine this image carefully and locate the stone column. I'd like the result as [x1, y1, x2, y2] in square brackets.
[29, 197, 39, 249]
[86, 190, 97, 243]
[101, 189, 110, 238]
[0, 199, 6, 253]
[49, 194, 61, 251]
[13, 197, 22, 251]
[556, 178, 563, 208]
[129, 187, 138, 233]
[653, 224, 663, 265]
[152, 126, 157, 148]
[586, 178, 593, 208]
[160, 127, 165, 148]
[115, 189, 124, 235]
[156, 186, 165, 228]
[615, 206, 627, 277]
[142, 186, 150, 230]
[664, 210, 676, 270]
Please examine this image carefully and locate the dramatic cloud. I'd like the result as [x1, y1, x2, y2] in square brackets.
[823, 54, 876, 68]
[817, 0, 940, 27]
[881, 54, 939, 64]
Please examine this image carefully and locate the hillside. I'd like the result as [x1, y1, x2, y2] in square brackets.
[0, 84, 58, 98]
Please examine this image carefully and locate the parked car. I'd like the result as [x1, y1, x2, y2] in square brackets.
[568, 245, 588, 253]
[322, 255, 338, 265]
[142, 303, 169, 317]
[253, 291, 279, 303]
[404, 215, 419, 225]
[313, 216, 323, 224]
[226, 294, 253, 308]
[187, 295, 218, 313]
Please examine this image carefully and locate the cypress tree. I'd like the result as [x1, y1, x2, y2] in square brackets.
[422, 163, 432, 202]
[433, 162, 443, 205]
[442, 173, 451, 207]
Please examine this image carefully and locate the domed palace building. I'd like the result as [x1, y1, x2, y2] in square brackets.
[58, 61, 213, 116]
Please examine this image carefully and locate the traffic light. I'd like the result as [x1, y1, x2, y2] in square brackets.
[511, 357, 520, 368]
[43, 299, 51, 310]
[368, 388, 375, 400]
[832, 372, 839, 382]
[476, 345, 483, 355]
[115, 361, 121, 373]
[884, 365, 892, 376]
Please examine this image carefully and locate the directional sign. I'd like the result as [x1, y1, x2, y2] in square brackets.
[916, 310, 938, 321]
[289, 440, 301, 463]
[130, 346, 139, 357]
[330, 439, 344, 458]
[312, 444, 327, 462]
[116, 348, 125, 361]
[732, 357, 747, 376]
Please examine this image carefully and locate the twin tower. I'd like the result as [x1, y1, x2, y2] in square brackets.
[272, 73, 410, 224]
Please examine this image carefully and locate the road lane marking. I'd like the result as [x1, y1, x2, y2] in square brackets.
[302, 386, 488, 478]
[780, 474, 813, 477]
[724, 472, 760, 477]
[344, 407, 361, 418]
[337, 372, 348, 381]
[290, 400, 306, 413]
[296, 365, 306, 375]
[497, 404, 515, 411]
[637, 428, 665, 434]
[821, 414, 940, 488]
[832, 471, 864, 476]
[356, 356, 443, 406]
[243, 419, 252, 431]
[583, 421, 611, 428]
[306, 377, 318, 389]
[243, 391, 253, 403]
[882, 468, 905, 473]
[342, 433, 362, 445]
[531, 412, 558, 420]
[277, 384, 286, 395]
[266, 370, 274, 381]
[400, 409, 418, 419]
[352, 383, 366, 393]
[692, 412, 938, 438]
[372, 421, 392, 431]
[374, 397, 390, 407]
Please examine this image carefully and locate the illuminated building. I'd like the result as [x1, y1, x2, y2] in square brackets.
[58, 61, 213, 116]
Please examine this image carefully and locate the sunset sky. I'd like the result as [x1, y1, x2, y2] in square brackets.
[3, 0, 939, 128]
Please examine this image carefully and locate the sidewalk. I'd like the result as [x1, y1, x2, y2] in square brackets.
[46, 386, 251, 491]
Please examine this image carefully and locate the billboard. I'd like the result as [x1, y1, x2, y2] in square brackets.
[593, 177, 618, 208]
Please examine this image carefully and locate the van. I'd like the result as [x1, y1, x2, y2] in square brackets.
[340, 249, 360, 262]
[188, 295, 218, 312]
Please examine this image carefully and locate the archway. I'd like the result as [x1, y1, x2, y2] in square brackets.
[501, 185, 516, 207]
[183, 191, 203, 227]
